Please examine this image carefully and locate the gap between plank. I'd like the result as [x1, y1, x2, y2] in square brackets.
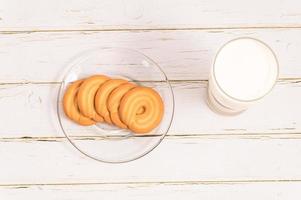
[2, 179, 301, 188]
[1, 25, 301, 34]
[2, 133, 301, 142]
[0, 78, 300, 85]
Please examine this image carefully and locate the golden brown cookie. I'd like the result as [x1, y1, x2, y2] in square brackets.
[119, 87, 164, 134]
[77, 75, 109, 122]
[107, 82, 136, 128]
[95, 79, 127, 124]
[63, 80, 95, 126]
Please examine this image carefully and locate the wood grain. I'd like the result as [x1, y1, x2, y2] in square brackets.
[1, 137, 301, 184]
[1, 181, 301, 200]
[0, 29, 301, 82]
[0, 80, 300, 138]
[1, 0, 301, 194]
[0, 0, 300, 31]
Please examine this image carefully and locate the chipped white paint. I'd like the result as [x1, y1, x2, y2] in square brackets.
[0, 81, 300, 137]
[2, 138, 301, 184]
[0, 0, 300, 31]
[0, 0, 301, 198]
[0, 29, 301, 82]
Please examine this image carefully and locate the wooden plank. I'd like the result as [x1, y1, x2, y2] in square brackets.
[0, 29, 301, 82]
[1, 181, 301, 200]
[0, 80, 300, 138]
[1, 137, 301, 184]
[0, 0, 300, 31]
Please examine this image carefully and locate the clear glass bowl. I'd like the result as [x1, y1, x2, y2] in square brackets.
[57, 48, 175, 163]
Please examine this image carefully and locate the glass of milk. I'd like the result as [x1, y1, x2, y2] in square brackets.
[207, 37, 279, 115]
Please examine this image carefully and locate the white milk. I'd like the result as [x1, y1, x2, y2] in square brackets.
[208, 38, 279, 114]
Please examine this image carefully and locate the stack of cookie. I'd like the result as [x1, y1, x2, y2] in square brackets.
[63, 75, 164, 134]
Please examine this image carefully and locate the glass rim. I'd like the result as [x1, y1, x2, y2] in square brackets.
[212, 37, 279, 103]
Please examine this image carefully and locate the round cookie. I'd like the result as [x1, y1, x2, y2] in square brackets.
[119, 87, 164, 134]
[77, 75, 109, 122]
[107, 82, 136, 128]
[63, 80, 95, 126]
[95, 79, 127, 124]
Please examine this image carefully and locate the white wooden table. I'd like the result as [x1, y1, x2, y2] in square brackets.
[1, 0, 301, 199]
